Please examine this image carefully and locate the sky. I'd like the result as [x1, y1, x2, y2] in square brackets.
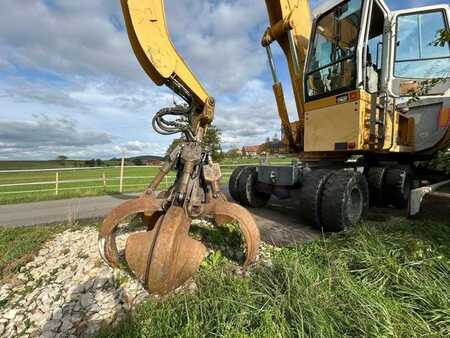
[0, 0, 446, 160]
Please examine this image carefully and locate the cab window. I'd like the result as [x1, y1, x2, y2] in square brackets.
[305, 0, 363, 100]
[395, 10, 450, 79]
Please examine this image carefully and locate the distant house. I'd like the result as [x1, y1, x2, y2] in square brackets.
[242, 145, 261, 157]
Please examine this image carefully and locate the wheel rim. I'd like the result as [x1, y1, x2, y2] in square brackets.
[347, 186, 363, 224]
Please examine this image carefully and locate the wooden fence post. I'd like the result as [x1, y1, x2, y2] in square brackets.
[102, 172, 106, 190]
[119, 157, 125, 193]
[55, 172, 59, 196]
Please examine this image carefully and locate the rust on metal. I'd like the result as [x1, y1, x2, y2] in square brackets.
[205, 200, 260, 265]
[125, 207, 207, 294]
[98, 195, 161, 268]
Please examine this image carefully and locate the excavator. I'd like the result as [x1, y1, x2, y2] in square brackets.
[99, 0, 450, 295]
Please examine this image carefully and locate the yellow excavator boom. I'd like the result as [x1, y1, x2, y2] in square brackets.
[121, 0, 209, 108]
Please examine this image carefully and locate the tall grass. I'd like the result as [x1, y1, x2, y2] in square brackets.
[98, 220, 449, 337]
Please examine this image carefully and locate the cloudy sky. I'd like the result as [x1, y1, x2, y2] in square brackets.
[0, 0, 444, 160]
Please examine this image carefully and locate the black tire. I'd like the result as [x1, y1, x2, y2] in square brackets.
[237, 167, 271, 208]
[297, 169, 333, 229]
[383, 167, 412, 209]
[321, 170, 369, 232]
[367, 167, 388, 207]
[228, 166, 247, 203]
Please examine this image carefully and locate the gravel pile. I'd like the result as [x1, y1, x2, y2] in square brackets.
[0, 227, 152, 338]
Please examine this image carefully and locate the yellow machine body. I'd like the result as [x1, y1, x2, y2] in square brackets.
[303, 90, 415, 153]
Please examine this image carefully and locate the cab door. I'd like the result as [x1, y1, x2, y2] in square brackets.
[388, 5, 450, 97]
[387, 5, 450, 154]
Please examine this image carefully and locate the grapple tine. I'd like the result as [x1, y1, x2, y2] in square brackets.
[206, 200, 260, 266]
[98, 196, 161, 268]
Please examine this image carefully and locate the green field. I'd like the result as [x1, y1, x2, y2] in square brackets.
[0, 166, 162, 204]
[0, 157, 294, 205]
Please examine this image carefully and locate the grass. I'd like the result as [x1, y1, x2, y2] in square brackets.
[0, 166, 168, 205]
[95, 219, 449, 338]
[0, 160, 121, 170]
[0, 224, 72, 281]
[0, 215, 448, 336]
[0, 157, 294, 205]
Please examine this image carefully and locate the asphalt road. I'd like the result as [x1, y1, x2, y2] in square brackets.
[0, 193, 320, 246]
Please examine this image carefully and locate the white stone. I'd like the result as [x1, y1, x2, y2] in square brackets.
[52, 309, 63, 321]
[0, 227, 194, 338]
[17, 273, 27, 281]
[4, 325, 16, 338]
[80, 293, 94, 308]
[85, 323, 100, 337]
[3, 309, 17, 320]
[69, 313, 82, 324]
[45, 319, 61, 332]
[40, 330, 56, 338]
[30, 311, 45, 325]
[60, 318, 73, 332]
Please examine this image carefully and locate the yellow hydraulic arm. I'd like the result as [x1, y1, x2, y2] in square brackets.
[121, 0, 208, 106]
[121, 0, 214, 136]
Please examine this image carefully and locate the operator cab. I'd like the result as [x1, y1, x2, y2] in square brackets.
[305, 0, 364, 101]
[305, 0, 388, 101]
[305, 0, 450, 101]
[302, 0, 449, 154]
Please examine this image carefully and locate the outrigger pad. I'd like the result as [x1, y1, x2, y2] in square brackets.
[99, 196, 261, 295]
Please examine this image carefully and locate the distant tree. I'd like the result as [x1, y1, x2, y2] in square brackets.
[225, 148, 240, 160]
[433, 29, 450, 46]
[57, 155, 68, 165]
[95, 159, 104, 166]
[85, 159, 96, 167]
[203, 125, 224, 161]
[260, 138, 272, 155]
[133, 158, 143, 166]
[164, 124, 224, 161]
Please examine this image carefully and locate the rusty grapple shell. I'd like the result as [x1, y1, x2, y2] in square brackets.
[99, 196, 260, 295]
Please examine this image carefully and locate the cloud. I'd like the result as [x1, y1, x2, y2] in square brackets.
[113, 140, 166, 157]
[0, 0, 142, 82]
[214, 80, 286, 149]
[0, 79, 85, 109]
[0, 114, 112, 160]
[165, 0, 268, 93]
